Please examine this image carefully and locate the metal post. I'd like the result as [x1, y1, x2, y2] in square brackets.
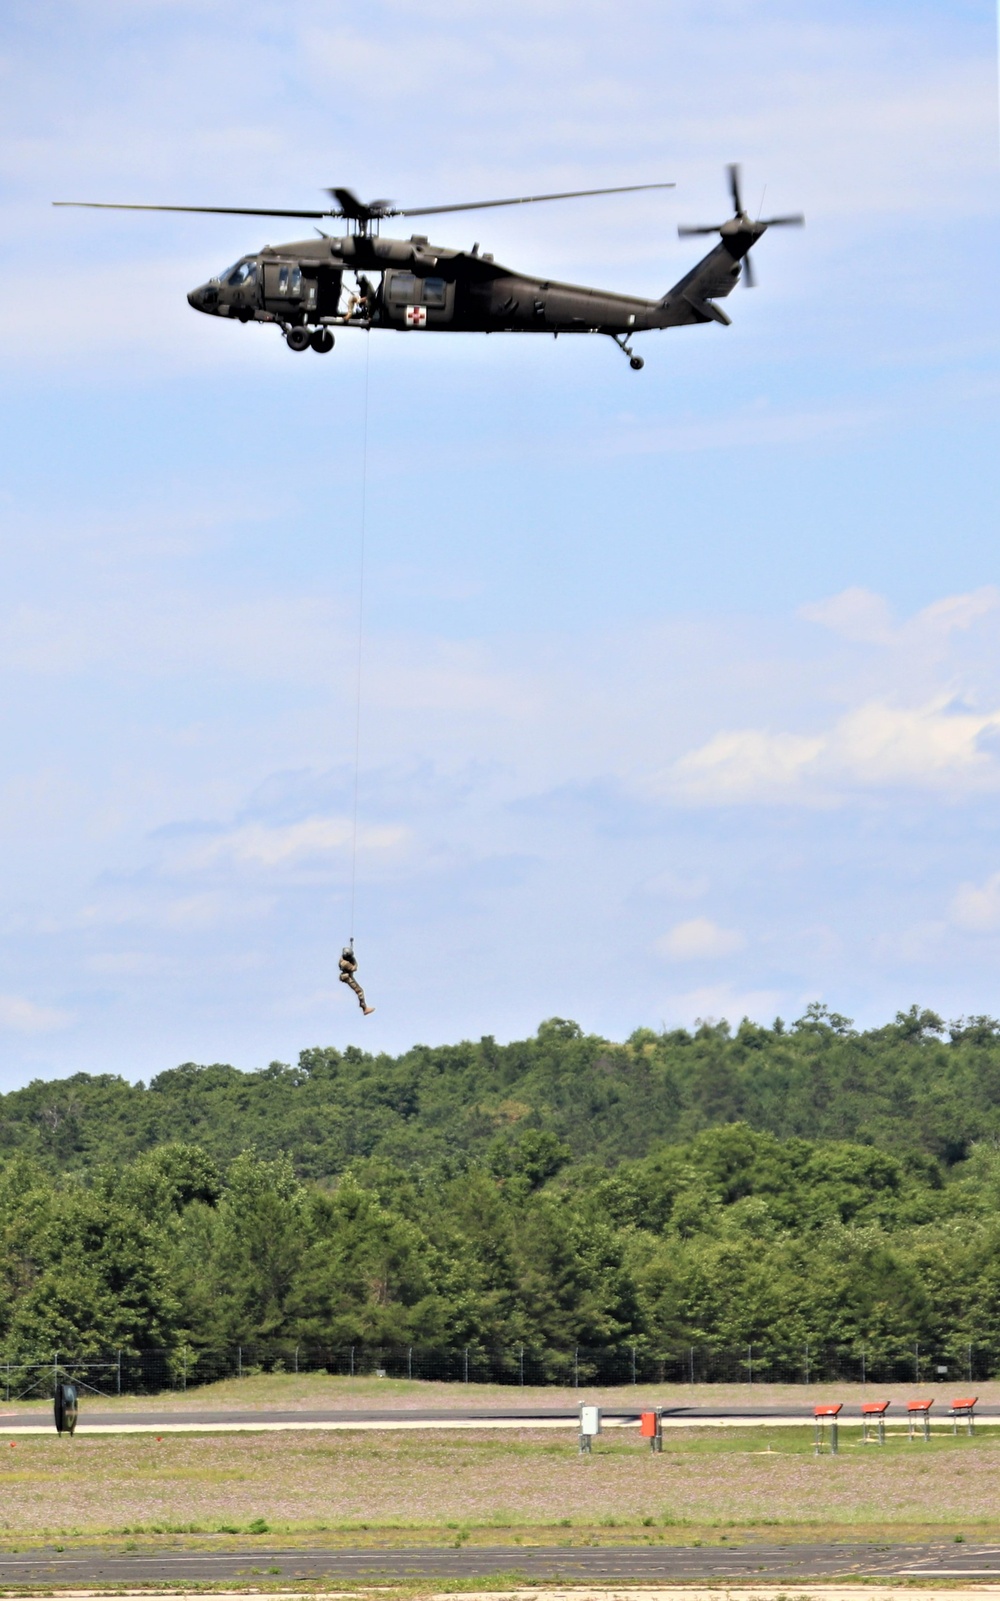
[463, 1346, 469, 1384]
[831, 1417, 839, 1455]
[407, 1346, 412, 1381]
[294, 1345, 299, 1375]
[631, 1344, 637, 1385]
[861, 1348, 865, 1387]
[689, 1346, 695, 1385]
[804, 1342, 809, 1385]
[914, 1341, 919, 1384]
[182, 1350, 187, 1392]
[747, 1343, 752, 1384]
[573, 1346, 579, 1388]
[968, 1343, 973, 1383]
[238, 1345, 242, 1380]
[350, 1345, 355, 1378]
[519, 1344, 524, 1387]
[117, 1350, 121, 1396]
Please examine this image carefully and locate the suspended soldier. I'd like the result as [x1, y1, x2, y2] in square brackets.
[339, 939, 374, 1015]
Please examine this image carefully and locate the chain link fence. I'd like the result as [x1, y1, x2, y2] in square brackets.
[1, 1338, 996, 1401]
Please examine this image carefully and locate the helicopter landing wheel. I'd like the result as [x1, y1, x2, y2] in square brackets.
[629, 355, 644, 371]
[310, 328, 335, 354]
[285, 326, 311, 352]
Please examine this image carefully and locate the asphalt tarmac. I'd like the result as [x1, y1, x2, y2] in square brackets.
[1, 1403, 996, 1433]
[0, 1540, 999, 1587]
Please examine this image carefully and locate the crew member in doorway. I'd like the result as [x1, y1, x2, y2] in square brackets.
[339, 940, 374, 1015]
[346, 274, 376, 320]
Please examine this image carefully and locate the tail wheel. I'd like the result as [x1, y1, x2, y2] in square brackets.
[310, 328, 335, 354]
[286, 326, 311, 352]
[629, 355, 644, 370]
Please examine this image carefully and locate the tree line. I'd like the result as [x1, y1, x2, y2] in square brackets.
[6, 1004, 1000, 1178]
[3, 1004, 1000, 1365]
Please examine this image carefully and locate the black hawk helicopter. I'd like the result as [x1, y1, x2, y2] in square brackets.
[55, 166, 802, 369]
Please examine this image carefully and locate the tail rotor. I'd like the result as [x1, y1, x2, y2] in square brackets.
[678, 164, 804, 287]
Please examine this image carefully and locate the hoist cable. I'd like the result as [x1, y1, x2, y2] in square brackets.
[348, 330, 371, 940]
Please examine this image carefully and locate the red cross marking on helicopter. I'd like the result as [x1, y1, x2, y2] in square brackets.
[405, 305, 428, 327]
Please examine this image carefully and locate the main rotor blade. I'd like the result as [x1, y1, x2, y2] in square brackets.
[396, 181, 675, 218]
[727, 163, 744, 216]
[53, 201, 332, 219]
[759, 213, 805, 226]
[677, 224, 723, 236]
[742, 253, 756, 289]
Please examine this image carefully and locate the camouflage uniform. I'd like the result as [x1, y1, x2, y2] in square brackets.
[339, 945, 374, 1014]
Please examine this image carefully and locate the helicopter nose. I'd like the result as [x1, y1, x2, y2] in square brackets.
[187, 284, 215, 314]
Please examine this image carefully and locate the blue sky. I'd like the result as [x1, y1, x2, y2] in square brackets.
[1, 0, 999, 1085]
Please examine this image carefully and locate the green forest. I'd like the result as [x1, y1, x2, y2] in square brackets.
[4, 1004, 1000, 1374]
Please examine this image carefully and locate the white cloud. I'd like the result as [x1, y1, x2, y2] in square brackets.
[666, 696, 1000, 805]
[909, 589, 1000, 643]
[670, 728, 824, 802]
[832, 697, 1000, 785]
[801, 585, 1000, 650]
[0, 995, 72, 1034]
[656, 917, 746, 960]
[800, 586, 895, 644]
[951, 872, 1000, 934]
[662, 984, 783, 1030]
[183, 816, 408, 871]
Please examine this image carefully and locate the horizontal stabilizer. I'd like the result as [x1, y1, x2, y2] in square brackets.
[683, 291, 731, 326]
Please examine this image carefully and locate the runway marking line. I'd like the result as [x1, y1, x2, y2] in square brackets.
[4, 1416, 997, 1436]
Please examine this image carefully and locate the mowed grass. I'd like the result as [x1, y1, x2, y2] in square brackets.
[0, 1424, 998, 1547]
[5, 1370, 1000, 1412]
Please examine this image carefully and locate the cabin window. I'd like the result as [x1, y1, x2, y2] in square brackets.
[278, 266, 289, 292]
[423, 277, 446, 307]
[389, 271, 418, 301]
[289, 266, 302, 295]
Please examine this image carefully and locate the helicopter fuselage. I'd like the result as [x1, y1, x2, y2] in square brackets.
[186, 227, 752, 357]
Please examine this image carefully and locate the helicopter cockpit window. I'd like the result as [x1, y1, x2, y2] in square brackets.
[227, 261, 255, 286]
[422, 277, 446, 307]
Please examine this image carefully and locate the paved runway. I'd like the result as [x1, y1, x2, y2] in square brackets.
[1, 1402, 995, 1434]
[1, 1541, 999, 1588]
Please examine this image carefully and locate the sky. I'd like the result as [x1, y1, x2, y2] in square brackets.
[1, 0, 999, 1086]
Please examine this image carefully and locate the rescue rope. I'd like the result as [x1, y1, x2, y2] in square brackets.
[348, 330, 371, 941]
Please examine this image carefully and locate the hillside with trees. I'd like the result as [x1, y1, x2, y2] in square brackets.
[3, 1005, 1000, 1376]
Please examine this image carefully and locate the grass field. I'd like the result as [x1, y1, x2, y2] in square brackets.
[0, 1420, 997, 1547]
[4, 1371, 999, 1413]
